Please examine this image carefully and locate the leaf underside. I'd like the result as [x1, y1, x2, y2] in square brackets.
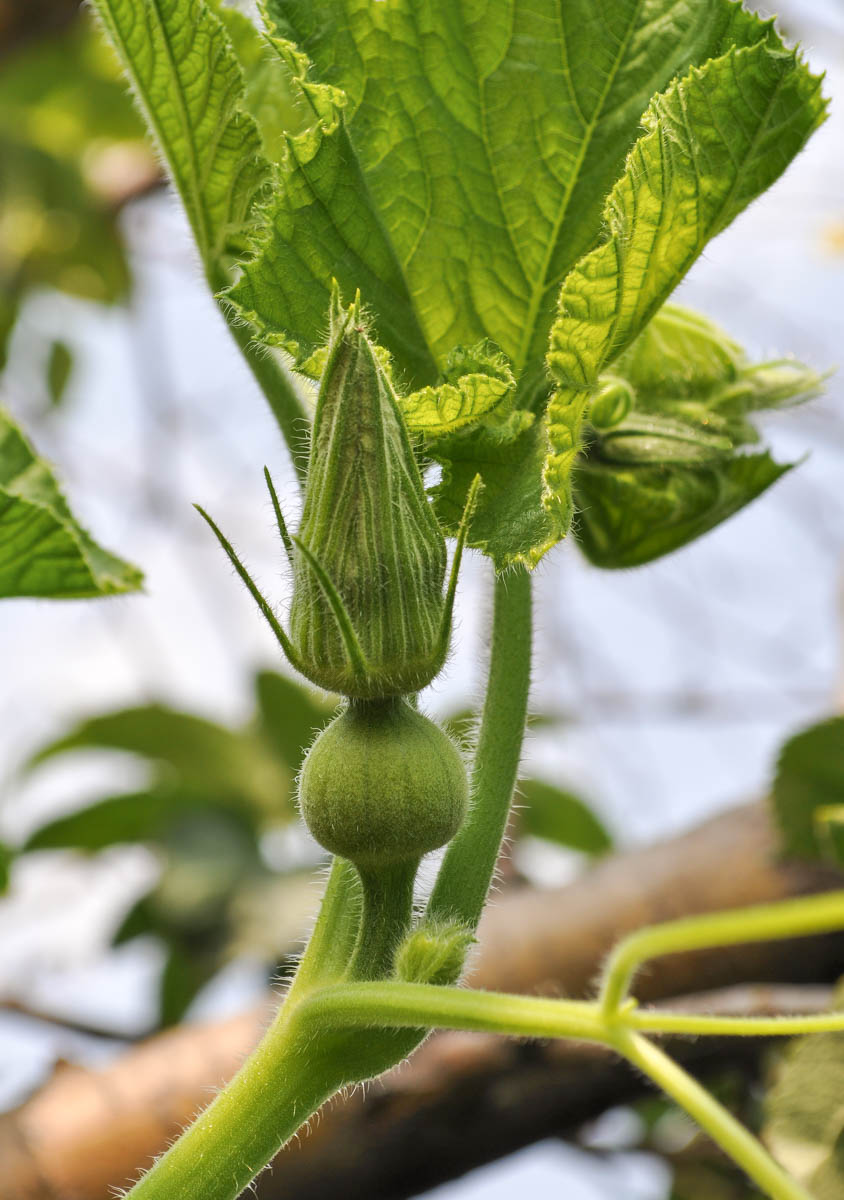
[92, 0, 826, 571]
[229, 0, 823, 568]
[91, 0, 271, 285]
[0, 408, 142, 599]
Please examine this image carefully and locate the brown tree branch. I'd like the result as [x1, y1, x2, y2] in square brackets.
[2, 802, 842, 1199]
[0, 0, 81, 60]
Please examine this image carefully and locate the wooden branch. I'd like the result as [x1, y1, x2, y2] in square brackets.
[0, 0, 81, 60]
[2, 803, 842, 1199]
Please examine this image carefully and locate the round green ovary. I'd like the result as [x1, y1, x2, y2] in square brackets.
[299, 699, 467, 868]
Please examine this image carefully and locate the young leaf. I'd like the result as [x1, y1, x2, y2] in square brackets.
[433, 415, 567, 572]
[90, 0, 270, 286]
[569, 305, 823, 566]
[0, 407, 142, 598]
[544, 39, 826, 530]
[231, 0, 786, 393]
[519, 779, 612, 856]
[771, 717, 844, 862]
[402, 374, 513, 439]
[573, 452, 790, 569]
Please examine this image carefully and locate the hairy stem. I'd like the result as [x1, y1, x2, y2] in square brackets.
[124, 1007, 339, 1200]
[349, 860, 419, 980]
[287, 856, 362, 999]
[299, 980, 607, 1042]
[428, 566, 532, 928]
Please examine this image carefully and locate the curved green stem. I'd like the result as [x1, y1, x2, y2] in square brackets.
[601, 890, 844, 1017]
[428, 566, 532, 929]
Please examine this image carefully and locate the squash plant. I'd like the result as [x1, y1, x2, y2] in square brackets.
[24, 0, 844, 1197]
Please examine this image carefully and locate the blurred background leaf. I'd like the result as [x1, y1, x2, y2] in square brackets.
[517, 778, 612, 856]
[20, 670, 331, 1024]
[771, 717, 844, 862]
[0, 405, 143, 597]
[0, 10, 154, 375]
[764, 996, 844, 1199]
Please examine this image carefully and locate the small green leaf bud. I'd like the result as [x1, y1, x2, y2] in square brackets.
[590, 375, 634, 430]
[298, 699, 468, 868]
[289, 291, 449, 699]
[394, 920, 475, 985]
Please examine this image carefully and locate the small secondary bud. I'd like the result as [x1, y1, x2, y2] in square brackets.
[395, 920, 475, 985]
[289, 291, 449, 699]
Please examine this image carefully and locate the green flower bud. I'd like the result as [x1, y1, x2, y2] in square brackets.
[289, 293, 449, 699]
[298, 698, 468, 868]
[394, 920, 475, 985]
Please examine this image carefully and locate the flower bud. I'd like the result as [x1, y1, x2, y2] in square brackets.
[289, 293, 449, 699]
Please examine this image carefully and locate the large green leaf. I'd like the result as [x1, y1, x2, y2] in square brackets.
[233, 0, 781, 397]
[0, 407, 142, 598]
[771, 718, 844, 862]
[90, 0, 271, 285]
[544, 39, 826, 530]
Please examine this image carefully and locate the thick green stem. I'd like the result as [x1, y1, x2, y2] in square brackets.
[125, 1006, 340, 1200]
[300, 980, 607, 1042]
[349, 860, 419, 980]
[428, 566, 532, 929]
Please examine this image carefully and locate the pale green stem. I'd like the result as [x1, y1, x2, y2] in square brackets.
[428, 567, 532, 928]
[628, 1008, 844, 1037]
[299, 980, 818, 1200]
[601, 889, 844, 1016]
[613, 1029, 814, 1200]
